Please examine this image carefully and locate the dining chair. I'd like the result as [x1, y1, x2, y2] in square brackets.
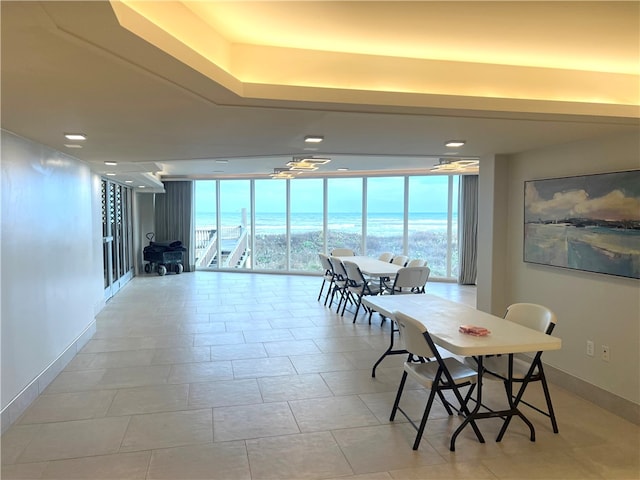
[466, 303, 559, 435]
[330, 248, 355, 256]
[406, 258, 427, 267]
[385, 266, 430, 294]
[342, 260, 382, 323]
[327, 256, 351, 312]
[378, 252, 394, 262]
[370, 266, 433, 376]
[378, 254, 408, 287]
[391, 255, 408, 267]
[317, 253, 336, 305]
[390, 311, 481, 450]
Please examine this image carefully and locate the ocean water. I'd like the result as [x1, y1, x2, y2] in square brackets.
[196, 212, 453, 236]
[524, 223, 640, 279]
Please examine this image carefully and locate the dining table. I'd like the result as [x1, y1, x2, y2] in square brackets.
[361, 293, 562, 451]
[335, 255, 402, 289]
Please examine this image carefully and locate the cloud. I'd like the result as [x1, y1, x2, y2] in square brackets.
[574, 189, 640, 220]
[526, 184, 640, 221]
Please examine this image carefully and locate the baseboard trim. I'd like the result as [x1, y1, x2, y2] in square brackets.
[1, 320, 96, 434]
[544, 362, 640, 425]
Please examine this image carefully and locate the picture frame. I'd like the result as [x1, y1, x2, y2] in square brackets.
[524, 170, 640, 279]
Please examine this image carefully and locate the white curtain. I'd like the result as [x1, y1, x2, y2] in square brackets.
[458, 175, 478, 285]
[154, 181, 195, 272]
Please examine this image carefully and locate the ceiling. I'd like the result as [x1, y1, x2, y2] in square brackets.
[2, 1, 638, 191]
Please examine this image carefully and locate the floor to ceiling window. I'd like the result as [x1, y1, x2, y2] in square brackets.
[407, 175, 458, 277]
[366, 176, 405, 259]
[254, 179, 286, 270]
[290, 178, 324, 271]
[194, 181, 217, 268]
[327, 177, 363, 254]
[220, 180, 251, 269]
[194, 174, 464, 279]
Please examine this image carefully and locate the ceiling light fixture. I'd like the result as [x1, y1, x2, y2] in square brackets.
[125, 180, 133, 183]
[445, 140, 466, 148]
[298, 157, 331, 165]
[64, 144, 83, 149]
[104, 161, 118, 166]
[270, 168, 297, 179]
[431, 158, 479, 173]
[285, 156, 331, 171]
[304, 135, 324, 143]
[64, 133, 87, 141]
[106, 173, 116, 176]
[287, 161, 318, 171]
[215, 159, 229, 164]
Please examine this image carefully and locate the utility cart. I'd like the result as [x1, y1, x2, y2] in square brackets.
[143, 233, 185, 275]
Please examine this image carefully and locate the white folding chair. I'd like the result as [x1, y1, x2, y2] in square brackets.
[327, 256, 350, 312]
[466, 303, 559, 436]
[385, 266, 430, 294]
[406, 258, 427, 267]
[342, 260, 382, 323]
[317, 253, 336, 305]
[378, 252, 394, 262]
[330, 248, 355, 256]
[390, 311, 481, 450]
[391, 255, 408, 266]
[371, 266, 432, 376]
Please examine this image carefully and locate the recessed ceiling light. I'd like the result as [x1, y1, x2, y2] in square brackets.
[104, 161, 117, 166]
[304, 135, 324, 143]
[445, 140, 465, 148]
[106, 173, 116, 176]
[125, 180, 133, 183]
[64, 133, 87, 141]
[337, 168, 349, 171]
[215, 160, 228, 164]
[138, 185, 146, 188]
[64, 144, 83, 149]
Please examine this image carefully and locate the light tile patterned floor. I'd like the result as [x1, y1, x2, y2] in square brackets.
[2, 272, 639, 479]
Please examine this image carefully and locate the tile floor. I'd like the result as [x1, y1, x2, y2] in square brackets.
[2, 272, 639, 479]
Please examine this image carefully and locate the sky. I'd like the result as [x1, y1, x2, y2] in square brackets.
[525, 170, 640, 222]
[195, 175, 456, 214]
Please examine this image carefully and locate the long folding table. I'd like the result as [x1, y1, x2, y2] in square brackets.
[335, 255, 401, 277]
[361, 293, 561, 451]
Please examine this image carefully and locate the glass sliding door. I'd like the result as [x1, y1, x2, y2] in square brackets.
[101, 180, 112, 291]
[290, 178, 324, 271]
[254, 179, 286, 270]
[219, 180, 251, 269]
[327, 178, 363, 254]
[365, 176, 405, 258]
[102, 179, 133, 300]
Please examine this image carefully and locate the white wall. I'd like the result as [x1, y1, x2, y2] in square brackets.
[1, 130, 103, 414]
[477, 154, 509, 314]
[503, 131, 640, 406]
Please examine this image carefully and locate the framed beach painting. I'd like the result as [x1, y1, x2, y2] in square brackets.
[524, 170, 640, 279]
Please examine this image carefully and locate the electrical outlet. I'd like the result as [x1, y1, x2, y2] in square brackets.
[602, 344, 610, 362]
[586, 340, 594, 357]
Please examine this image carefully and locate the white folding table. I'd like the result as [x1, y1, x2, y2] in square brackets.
[335, 255, 401, 277]
[361, 293, 562, 451]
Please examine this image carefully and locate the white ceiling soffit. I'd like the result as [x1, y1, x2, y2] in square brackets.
[1, 1, 638, 184]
